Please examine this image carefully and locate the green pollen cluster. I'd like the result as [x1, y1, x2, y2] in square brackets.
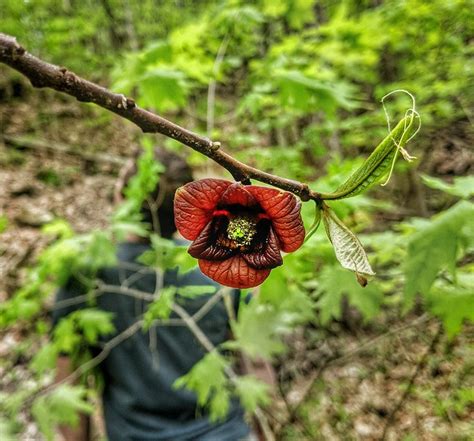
[227, 217, 257, 246]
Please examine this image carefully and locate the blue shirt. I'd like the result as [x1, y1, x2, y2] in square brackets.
[52, 242, 250, 441]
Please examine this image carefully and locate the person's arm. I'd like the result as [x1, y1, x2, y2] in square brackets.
[55, 356, 90, 441]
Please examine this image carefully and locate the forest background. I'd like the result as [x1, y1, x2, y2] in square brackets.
[0, 0, 473, 440]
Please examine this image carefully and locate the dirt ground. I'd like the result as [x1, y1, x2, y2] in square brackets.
[1, 90, 473, 440]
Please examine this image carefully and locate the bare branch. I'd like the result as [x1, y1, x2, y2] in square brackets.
[0, 32, 317, 201]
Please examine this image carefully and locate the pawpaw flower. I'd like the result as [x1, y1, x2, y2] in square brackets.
[174, 179, 305, 288]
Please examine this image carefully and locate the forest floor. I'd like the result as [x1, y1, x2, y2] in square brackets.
[1, 90, 473, 440]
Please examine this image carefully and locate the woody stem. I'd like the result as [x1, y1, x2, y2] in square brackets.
[0, 32, 321, 202]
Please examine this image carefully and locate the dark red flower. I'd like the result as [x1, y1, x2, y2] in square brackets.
[174, 179, 305, 288]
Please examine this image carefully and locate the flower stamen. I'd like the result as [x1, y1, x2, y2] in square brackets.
[227, 216, 257, 247]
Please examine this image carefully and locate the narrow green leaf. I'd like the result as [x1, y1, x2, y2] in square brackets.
[321, 113, 420, 200]
[322, 206, 375, 276]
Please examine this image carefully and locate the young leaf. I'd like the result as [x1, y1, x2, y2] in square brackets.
[404, 200, 474, 310]
[0, 215, 7, 233]
[427, 284, 474, 339]
[32, 385, 93, 441]
[316, 265, 383, 324]
[30, 343, 59, 375]
[173, 351, 231, 421]
[321, 113, 420, 200]
[234, 375, 270, 413]
[230, 302, 287, 359]
[143, 286, 177, 327]
[322, 206, 375, 277]
[74, 309, 115, 344]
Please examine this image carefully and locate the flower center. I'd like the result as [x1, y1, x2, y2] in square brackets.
[227, 216, 257, 247]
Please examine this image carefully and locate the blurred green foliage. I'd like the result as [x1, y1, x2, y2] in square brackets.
[1, 0, 473, 439]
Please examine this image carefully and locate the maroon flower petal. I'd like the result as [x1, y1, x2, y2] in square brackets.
[242, 227, 283, 269]
[246, 186, 305, 253]
[199, 256, 271, 289]
[174, 179, 231, 240]
[219, 182, 258, 207]
[188, 220, 236, 261]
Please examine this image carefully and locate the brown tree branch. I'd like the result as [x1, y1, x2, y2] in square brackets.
[0, 32, 318, 201]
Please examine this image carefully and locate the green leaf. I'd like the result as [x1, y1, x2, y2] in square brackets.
[32, 385, 93, 441]
[30, 343, 59, 375]
[114, 145, 164, 225]
[427, 284, 474, 339]
[173, 351, 231, 421]
[143, 286, 177, 327]
[0, 215, 9, 234]
[74, 309, 115, 344]
[234, 375, 270, 413]
[208, 388, 231, 422]
[41, 219, 74, 239]
[421, 174, 474, 199]
[83, 231, 117, 271]
[276, 70, 354, 114]
[111, 221, 149, 240]
[316, 265, 383, 324]
[53, 318, 82, 354]
[138, 68, 188, 112]
[404, 201, 474, 310]
[230, 302, 287, 359]
[322, 206, 375, 276]
[139, 235, 197, 274]
[322, 113, 420, 200]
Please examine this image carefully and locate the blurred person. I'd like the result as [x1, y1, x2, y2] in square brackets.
[53, 148, 271, 441]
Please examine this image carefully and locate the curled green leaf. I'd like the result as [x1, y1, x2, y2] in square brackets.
[320, 111, 420, 200]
